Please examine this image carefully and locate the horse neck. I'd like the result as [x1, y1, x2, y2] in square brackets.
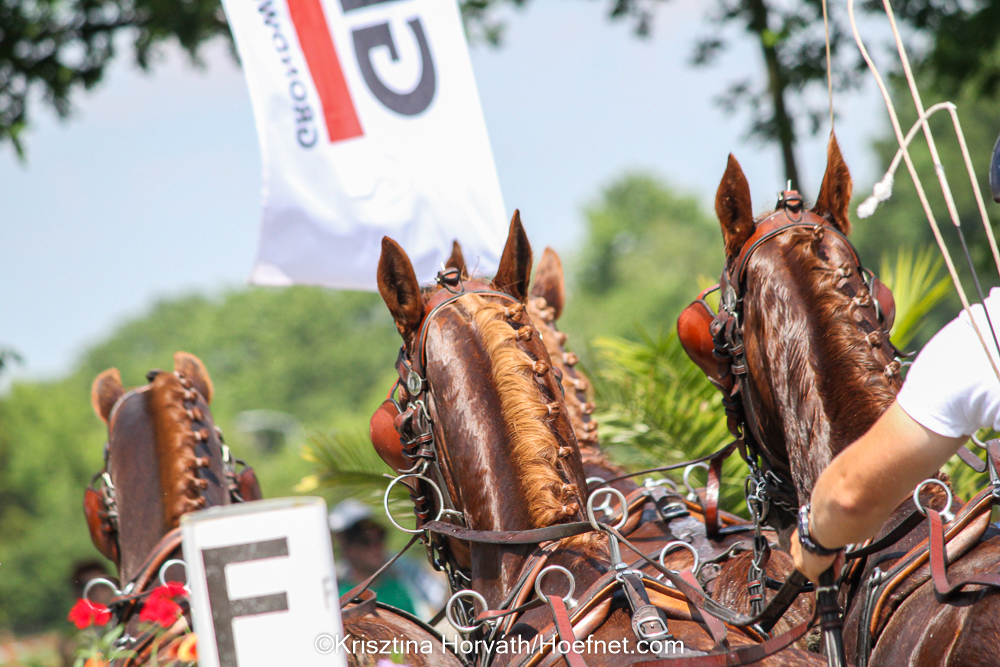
[422, 299, 598, 602]
[109, 373, 230, 583]
[741, 234, 899, 506]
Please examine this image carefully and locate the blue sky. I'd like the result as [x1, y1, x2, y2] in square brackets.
[0, 0, 888, 381]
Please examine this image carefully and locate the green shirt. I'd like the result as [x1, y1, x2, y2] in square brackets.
[338, 575, 416, 615]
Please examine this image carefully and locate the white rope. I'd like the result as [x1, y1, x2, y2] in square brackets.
[848, 0, 1000, 383]
[858, 102, 956, 218]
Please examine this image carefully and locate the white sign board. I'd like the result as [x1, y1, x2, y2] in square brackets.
[222, 0, 508, 290]
[181, 497, 347, 667]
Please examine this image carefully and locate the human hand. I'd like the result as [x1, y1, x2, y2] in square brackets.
[790, 528, 843, 587]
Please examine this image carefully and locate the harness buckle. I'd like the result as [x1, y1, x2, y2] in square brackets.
[632, 604, 672, 641]
[406, 370, 423, 397]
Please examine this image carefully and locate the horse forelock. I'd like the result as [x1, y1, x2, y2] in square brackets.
[743, 226, 898, 493]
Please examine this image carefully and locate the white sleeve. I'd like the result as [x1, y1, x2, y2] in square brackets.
[897, 302, 1000, 438]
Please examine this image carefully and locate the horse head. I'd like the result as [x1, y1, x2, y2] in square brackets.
[705, 134, 900, 537]
[374, 213, 603, 607]
[85, 352, 260, 585]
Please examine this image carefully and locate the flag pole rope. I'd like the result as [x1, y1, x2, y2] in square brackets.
[847, 0, 1000, 383]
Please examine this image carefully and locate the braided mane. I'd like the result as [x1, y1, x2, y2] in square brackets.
[745, 225, 899, 494]
[148, 369, 214, 529]
[462, 293, 584, 528]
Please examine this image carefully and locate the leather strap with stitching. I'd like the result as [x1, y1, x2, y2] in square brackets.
[928, 507, 1000, 596]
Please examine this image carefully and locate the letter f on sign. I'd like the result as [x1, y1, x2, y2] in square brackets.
[202, 538, 291, 667]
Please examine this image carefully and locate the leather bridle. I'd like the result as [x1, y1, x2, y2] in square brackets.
[708, 191, 897, 532]
[386, 269, 530, 593]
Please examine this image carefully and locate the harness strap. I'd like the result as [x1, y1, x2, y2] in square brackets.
[341, 594, 378, 623]
[678, 569, 728, 646]
[867, 485, 996, 638]
[845, 509, 925, 559]
[633, 615, 815, 667]
[420, 519, 596, 544]
[703, 454, 725, 540]
[512, 568, 814, 667]
[607, 525, 809, 629]
[549, 595, 589, 667]
[928, 507, 1000, 596]
[101, 528, 180, 605]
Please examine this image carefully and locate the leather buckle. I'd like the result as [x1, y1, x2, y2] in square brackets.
[632, 604, 671, 641]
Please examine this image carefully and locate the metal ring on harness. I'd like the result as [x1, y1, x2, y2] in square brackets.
[384, 473, 445, 534]
[683, 462, 710, 502]
[656, 541, 701, 582]
[534, 564, 577, 608]
[586, 487, 629, 531]
[913, 479, 955, 523]
[158, 559, 189, 590]
[585, 476, 607, 489]
[445, 589, 489, 633]
[83, 577, 122, 601]
[586, 477, 616, 518]
[644, 476, 679, 492]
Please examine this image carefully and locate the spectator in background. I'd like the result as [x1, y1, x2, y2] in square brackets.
[330, 500, 446, 618]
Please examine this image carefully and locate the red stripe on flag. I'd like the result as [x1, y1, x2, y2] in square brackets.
[287, 0, 363, 143]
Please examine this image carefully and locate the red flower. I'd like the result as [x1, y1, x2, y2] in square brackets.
[148, 581, 186, 601]
[139, 595, 182, 627]
[68, 599, 112, 629]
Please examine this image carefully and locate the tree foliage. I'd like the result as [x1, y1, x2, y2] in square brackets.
[8, 0, 1000, 172]
[0, 285, 401, 631]
[0, 0, 229, 157]
[560, 174, 723, 352]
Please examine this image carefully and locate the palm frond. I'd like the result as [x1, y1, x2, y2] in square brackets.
[880, 245, 950, 350]
[593, 329, 747, 513]
[300, 430, 409, 509]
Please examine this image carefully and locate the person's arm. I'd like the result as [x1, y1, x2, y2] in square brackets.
[791, 400, 967, 583]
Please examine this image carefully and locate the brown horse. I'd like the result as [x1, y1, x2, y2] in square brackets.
[85, 353, 456, 667]
[85, 352, 258, 662]
[702, 133, 1000, 666]
[375, 214, 823, 666]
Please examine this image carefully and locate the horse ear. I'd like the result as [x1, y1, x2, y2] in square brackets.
[91, 368, 124, 424]
[812, 133, 853, 235]
[494, 210, 533, 302]
[174, 352, 214, 404]
[445, 240, 468, 278]
[716, 154, 756, 259]
[531, 247, 565, 320]
[378, 237, 424, 339]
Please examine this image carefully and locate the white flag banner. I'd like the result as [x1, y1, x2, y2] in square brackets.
[223, 0, 508, 290]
